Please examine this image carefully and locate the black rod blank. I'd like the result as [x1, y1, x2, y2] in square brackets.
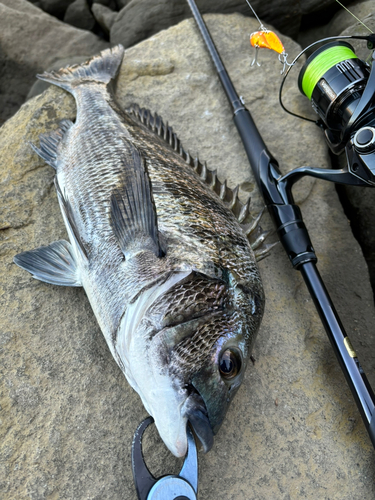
[186, 0, 375, 449]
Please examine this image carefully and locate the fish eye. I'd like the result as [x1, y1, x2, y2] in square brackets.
[219, 348, 242, 380]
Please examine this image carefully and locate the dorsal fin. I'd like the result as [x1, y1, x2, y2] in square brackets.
[126, 104, 277, 259]
[126, 104, 252, 224]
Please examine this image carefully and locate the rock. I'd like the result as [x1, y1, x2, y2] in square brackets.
[329, 0, 375, 35]
[64, 0, 96, 31]
[0, 0, 109, 126]
[92, 2, 117, 34]
[26, 56, 92, 100]
[2, 12, 375, 500]
[339, 10, 375, 59]
[93, 0, 118, 10]
[38, 0, 76, 19]
[110, 0, 302, 49]
[116, 0, 130, 8]
[301, 0, 350, 15]
[339, 180, 375, 297]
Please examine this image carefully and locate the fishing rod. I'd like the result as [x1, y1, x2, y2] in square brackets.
[186, 0, 375, 451]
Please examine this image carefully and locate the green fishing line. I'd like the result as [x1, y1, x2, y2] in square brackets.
[302, 46, 357, 100]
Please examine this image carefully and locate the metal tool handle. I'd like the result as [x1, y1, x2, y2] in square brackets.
[132, 417, 198, 500]
[186, 0, 375, 448]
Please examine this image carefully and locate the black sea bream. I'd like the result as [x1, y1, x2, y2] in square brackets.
[14, 46, 265, 457]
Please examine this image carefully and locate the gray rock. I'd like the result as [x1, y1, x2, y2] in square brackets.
[26, 56, 92, 100]
[64, 0, 96, 31]
[0, 0, 109, 126]
[300, 0, 347, 15]
[93, 0, 118, 10]
[92, 2, 117, 34]
[1, 12, 375, 500]
[116, 0, 131, 8]
[38, 0, 76, 19]
[340, 10, 375, 58]
[329, 0, 375, 35]
[110, 0, 302, 49]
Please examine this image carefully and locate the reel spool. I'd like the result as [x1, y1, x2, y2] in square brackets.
[298, 42, 370, 134]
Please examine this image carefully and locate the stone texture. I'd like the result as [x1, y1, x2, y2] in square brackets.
[340, 9, 375, 58]
[1, 12, 375, 500]
[26, 56, 92, 100]
[300, 0, 345, 15]
[92, 2, 117, 34]
[329, 0, 375, 35]
[0, 0, 109, 126]
[110, 0, 302, 49]
[38, 0, 76, 19]
[93, 0, 119, 10]
[63, 0, 96, 31]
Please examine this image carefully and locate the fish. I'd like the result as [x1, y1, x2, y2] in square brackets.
[13, 45, 267, 458]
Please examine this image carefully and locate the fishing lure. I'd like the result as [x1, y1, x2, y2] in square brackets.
[246, 0, 290, 73]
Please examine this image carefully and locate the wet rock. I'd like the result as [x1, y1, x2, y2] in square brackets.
[0, 0, 109, 126]
[110, 0, 302, 49]
[1, 13, 375, 500]
[92, 2, 117, 34]
[64, 0, 96, 31]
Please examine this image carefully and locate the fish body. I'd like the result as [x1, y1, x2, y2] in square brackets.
[14, 46, 265, 457]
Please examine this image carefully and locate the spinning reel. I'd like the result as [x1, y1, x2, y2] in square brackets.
[281, 34, 375, 188]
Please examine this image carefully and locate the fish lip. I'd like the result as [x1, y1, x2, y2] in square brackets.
[183, 388, 214, 454]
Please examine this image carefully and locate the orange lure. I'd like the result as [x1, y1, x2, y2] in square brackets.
[249, 28, 289, 72]
[245, 0, 290, 72]
[250, 30, 285, 54]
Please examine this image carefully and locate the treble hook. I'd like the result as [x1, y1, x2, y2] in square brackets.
[251, 45, 261, 67]
[278, 52, 293, 75]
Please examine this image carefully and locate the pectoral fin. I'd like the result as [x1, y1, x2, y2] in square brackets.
[110, 148, 164, 259]
[14, 240, 82, 287]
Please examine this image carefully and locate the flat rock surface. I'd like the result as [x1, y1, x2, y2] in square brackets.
[1, 13, 375, 500]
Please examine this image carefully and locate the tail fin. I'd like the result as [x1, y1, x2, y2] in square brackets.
[36, 45, 125, 94]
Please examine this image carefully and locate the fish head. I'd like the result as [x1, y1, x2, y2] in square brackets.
[118, 269, 264, 458]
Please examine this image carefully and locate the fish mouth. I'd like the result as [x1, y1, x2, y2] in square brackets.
[183, 389, 214, 453]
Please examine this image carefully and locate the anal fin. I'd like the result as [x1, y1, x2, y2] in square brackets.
[110, 149, 163, 260]
[14, 240, 82, 287]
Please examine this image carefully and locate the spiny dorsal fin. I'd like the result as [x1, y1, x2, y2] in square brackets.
[30, 119, 73, 169]
[126, 105, 277, 259]
[13, 240, 82, 287]
[126, 104, 252, 222]
[110, 148, 163, 260]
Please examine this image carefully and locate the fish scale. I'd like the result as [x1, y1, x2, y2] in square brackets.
[14, 45, 265, 458]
